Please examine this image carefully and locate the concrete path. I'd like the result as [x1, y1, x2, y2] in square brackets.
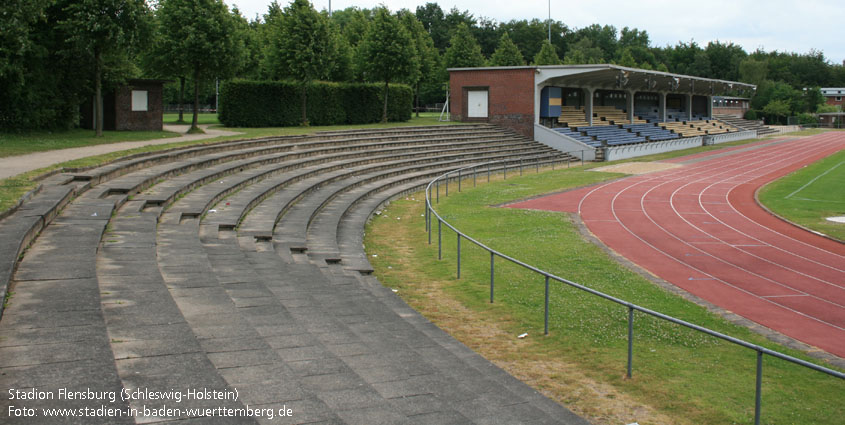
[0, 125, 241, 180]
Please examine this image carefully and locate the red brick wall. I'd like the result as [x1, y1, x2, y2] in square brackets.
[825, 96, 843, 107]
[450, 68, 535, 137]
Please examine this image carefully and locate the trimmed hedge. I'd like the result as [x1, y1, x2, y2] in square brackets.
[219, 80, 412, 127]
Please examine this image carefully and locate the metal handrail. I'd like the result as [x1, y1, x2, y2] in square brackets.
[423, 156, 844, 425]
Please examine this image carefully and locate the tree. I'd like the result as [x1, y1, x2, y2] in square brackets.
[399, 10, 438, 116]
[444, 23, 485, 68]
[359, 7, 417, 122]
[272, 0, 332, 125]
[157, 0, 242, 132]
[60, 0, 149, 136]
[490, 32, 525, 66]
[739, 57, 768, 85]
[415, 2, 448, 52]
[534, 40, 561, 65]
[762, 99, 790, 123]
[563, 38, 602, 64]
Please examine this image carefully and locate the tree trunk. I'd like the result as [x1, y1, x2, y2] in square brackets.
[382, 80, 389, 123]
[94, 49, 103, 137]
[415, 82, 420, 118]
[191, 68, 200, 132]
[178, 76, 185, 123]
[301, 83, 308, 126]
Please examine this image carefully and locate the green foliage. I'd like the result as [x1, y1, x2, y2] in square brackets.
[533, 41, 562, 66]
[359, 7, 417, 122]
[444, 23, 486, 68]
[762, 99, 791, 121]
[489, 32, 525, 66]
[563, 38, 602, 64]
[219, 80, 411, 127]
[796, 113, 818, 125]
[744, 109, 758, 120]
[156, 0, 242, 130]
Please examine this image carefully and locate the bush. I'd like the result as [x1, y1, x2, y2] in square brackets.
[744, 109, 758, 121]
[797, 113, 818, 125]
[219, 80, 412, 127]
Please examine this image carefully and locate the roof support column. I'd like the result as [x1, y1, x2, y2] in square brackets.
[686, 94, 693, 121]
[626, 90, 636, 124]
[658, 92, 667, 122]
[584, 87, 594, 126]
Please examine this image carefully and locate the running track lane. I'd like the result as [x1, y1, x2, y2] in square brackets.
[508, 132, 845, 357]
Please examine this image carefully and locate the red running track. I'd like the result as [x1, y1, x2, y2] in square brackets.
[508, 132, 845, 357]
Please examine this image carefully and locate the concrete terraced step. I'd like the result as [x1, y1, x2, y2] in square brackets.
[0, 125, 587, 424]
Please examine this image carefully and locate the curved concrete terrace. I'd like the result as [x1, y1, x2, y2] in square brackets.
[0, 125, 586, 424]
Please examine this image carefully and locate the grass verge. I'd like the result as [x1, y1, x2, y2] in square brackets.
[758, 149, 845, 241]
[364, 165, 844, 425]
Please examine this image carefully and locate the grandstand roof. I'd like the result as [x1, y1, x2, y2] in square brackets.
[448, 64, 756, 96]
[821, 88, 845, 95]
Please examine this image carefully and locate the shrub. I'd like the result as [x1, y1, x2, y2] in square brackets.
[744, 109, 758, 121]
[219, 80, 412, 127]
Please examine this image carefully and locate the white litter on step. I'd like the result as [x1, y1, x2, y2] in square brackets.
[208, 209, 217, 213]
[91, 212, 97, 217]
[517, 333, 528, 339]
[391, 289, 398, 293]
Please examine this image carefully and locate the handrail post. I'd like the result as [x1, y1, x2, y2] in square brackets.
[458, 170, 462, 192]
[755, 350, 763, 425]
[581, 150, 584, 166]
[457, 234, 461, 279]
[437, 218, 442, 260]
[627, 306, 634, 378]
[427, 205, 431, 245]
[436, 180, 439, 203]
[490, 252, 495, 303]
[520, 158, 523, 176]
[504, 163, 507, 180]
[544, 276, 550, 336]
[473, 168, 477, 187]
[446, 177, 449, 196]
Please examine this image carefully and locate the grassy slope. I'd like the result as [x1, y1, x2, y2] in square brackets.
[758, 149, 845, 241]
[365, 165, 844, 425]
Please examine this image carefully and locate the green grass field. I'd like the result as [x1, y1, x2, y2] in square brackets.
[365, 165, 844, 424]
[758, 149, 845, 241]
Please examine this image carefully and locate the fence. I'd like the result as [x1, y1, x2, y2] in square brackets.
[423, 157, 844, 425]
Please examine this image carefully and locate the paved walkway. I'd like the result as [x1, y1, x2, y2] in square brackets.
[0, 125, 241, 180]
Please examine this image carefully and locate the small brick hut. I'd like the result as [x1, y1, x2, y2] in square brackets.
[81, 79, 168, 131]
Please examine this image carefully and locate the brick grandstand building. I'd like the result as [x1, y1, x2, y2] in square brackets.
[821, 87, 845, 110]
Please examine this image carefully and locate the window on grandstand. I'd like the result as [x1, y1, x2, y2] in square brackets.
[836, 96, 842, 101]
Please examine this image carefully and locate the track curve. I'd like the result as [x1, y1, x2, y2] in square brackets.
[509, 132, 845, 358]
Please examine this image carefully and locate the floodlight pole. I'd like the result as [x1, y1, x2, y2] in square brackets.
[329, 0, 332, 17]
[548, 0, 551, 42]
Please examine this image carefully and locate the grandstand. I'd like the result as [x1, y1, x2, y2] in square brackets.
[449, 64, 758, 160]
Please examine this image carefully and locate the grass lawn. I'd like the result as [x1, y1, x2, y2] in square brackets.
[0, 129, 178, 158]
[758, 148, 845, 241]
[365, 164, 844, 424]
[163, 112, 220, 125]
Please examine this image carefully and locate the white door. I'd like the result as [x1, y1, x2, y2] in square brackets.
[467, 90, 488, 118]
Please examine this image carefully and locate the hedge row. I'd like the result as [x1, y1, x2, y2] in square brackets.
[218, 80, 412, 127]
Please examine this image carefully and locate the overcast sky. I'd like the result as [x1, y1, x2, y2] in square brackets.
[230, 0, 845, 65]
